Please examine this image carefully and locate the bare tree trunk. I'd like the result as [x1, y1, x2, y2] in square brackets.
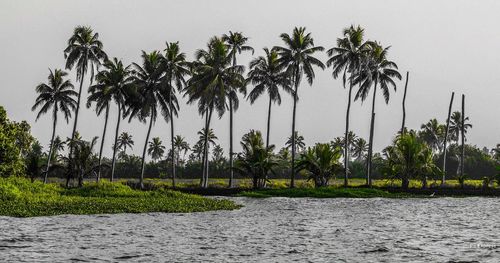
[266, 96, 272, 149]
[203, 108, 213, 188]
[460, 94, 465, 178]
[140, 115, 154, 189]
[44, 110, 57, 184]
[366, 83, 378, 187]
[343, 81, 353, 187]
[66, 74, 85, 187]
[200, 111, 209, 187]
[229, 101, 234, 188]
[400, 71, 409, 135]
[111, 104, 122, 182]
[97, 104, 109, 182]
[442, 92, 455, 185]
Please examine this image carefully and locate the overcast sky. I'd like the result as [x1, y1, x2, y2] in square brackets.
[1, 0, 499, 160]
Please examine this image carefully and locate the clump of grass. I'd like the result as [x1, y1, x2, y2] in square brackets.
[239, 187, 412, 198]
[0, 177, 240, 217]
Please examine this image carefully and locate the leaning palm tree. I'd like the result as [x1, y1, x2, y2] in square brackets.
[327, 25, 369, 187]
[117, 132, 134, 155]
[248, 47, 292, 148]
[92, 58, 134, 181]
[160, 42, 189, 187]
[129, 51, 176, 189]
[32, 69, 77, 183]
[185, 36, 245, 188]
[354, 42, 402, 186]
[275, 27, 325, 188]
[147, 137, 166, 162]
[222, 31, 254, 188]
[64, 26, 107, 183]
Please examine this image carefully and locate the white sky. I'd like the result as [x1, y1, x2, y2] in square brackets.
[1, 0, 499, 161]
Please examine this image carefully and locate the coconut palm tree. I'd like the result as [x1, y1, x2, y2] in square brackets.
[147, 137, 165, 162]
[248, 47, 292, 148]
[419, 118, 446, 154]
[354, 42, 402, 186]
[296, 143, 342, 188]
[91, 58, 134, 182]
[64, 26, 107, 180]
[117, 132, 134, 155]
[32, 69, 77, 183]
[285, 131, 305, 153]
[185, 36, 245, 188]
[160, 41, 189, 187]
[129, 51, 176, 189]
[352, 137, 368, 161]
[327, 25, 369, 187]
[173, 135, 190, 167]
[51, 136, 65, 161]
[449, 111, 472, 144]
[234, 130, 277, 189]
[222, 31, 254, 188]
[275, 27, 325, 188]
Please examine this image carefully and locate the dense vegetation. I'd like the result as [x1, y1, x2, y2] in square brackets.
[0, 177, 239, 217]
[0, 24, 499, 209]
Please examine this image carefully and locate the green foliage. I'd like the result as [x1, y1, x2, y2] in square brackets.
[0, 177, 239, 217]
[296, 143, 342, 187]
[0, 106, 33, 177]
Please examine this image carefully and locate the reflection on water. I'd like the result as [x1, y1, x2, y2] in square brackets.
[1, 197, 499, 262]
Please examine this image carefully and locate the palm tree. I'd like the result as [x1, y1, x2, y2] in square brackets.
[147, 137, 165, 162]
[117, 132, 134, 155]
[51, 136, 65, 161]
[419, 118, 446, 153]
[248, 47, 292, 148]
[173, 135, 190, 166]
[91, 58, 134, 182]
[222, 31, 254, 188]
[296, 143, 342, 187]
[234, 130, 277, 189]
[64, 26, 107, 184]
[32, 69, 77, 183]
[285, 131, 305, 153]
[196, 128, 218, 154]
[352, 137, 368, 161]
[327, 25, 369, 187]
[354, 42, 402, 186]
[129, 51, 175, 189]
[275, 27, 325, 188]
[160, 42, 189, 188]
[449, 111, 472, 144]
[185, 36, 245, 188]
[87, 71, 114, 181]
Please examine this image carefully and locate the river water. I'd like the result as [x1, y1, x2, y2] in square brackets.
[1, 197, 499, 262]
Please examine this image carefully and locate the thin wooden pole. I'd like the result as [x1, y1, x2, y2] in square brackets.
[400, 71, 409, 135]
[442, 92, 455, 185]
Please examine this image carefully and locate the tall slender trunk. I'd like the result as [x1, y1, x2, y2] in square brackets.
[290, 73, 299, 189]
[140, 114, 154, 189]
[169, 80, 176, 188]
[111, 104, 122, 182]
[400, 71, 409, 135]
[366, 82, 378, 187]
[442, 92, 455, 185]
[44, 110, 57, 184]
[460, 94, 465, 178]
[66, 74, 85, 187]
[343, 81, 353, 187]
[202, 108, 213, 188]
[266, 96, 272, 149]
[97, 104, 109, 182]
[228, 101, 234, 188]
[200, 111, 209, 187]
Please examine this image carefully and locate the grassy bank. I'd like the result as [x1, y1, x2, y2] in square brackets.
[0, 177, 240, 217]
[238, 187, 413, 198]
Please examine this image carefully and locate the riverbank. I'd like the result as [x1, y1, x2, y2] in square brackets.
[0, 178, 240, 217]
